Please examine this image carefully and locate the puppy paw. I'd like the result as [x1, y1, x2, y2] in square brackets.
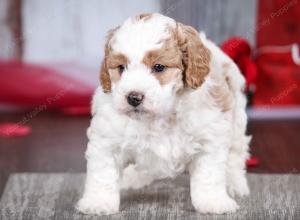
[76, 196, 119, 216]
[192, 193, 239, 214]
[227, 177, 250, 198]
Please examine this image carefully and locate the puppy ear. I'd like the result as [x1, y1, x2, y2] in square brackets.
[100, 59, 111, 93]
[99, 28, 118, 93]
[176, 23, 211, 89]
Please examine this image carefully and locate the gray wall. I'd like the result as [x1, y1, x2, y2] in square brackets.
[22, 0, 160, 63]
[161, 0, 257, 45]
[0, 0, 257, 61]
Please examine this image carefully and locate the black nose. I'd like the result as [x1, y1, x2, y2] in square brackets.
[127, 91, 144, 107]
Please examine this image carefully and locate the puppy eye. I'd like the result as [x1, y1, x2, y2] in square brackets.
[118, 65, 126, 74]
[153, 64, 165, 73]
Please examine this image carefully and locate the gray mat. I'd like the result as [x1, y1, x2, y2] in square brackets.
[0, 173, 299, 220]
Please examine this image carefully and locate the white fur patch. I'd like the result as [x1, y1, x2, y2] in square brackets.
[112, 13, 175, 63]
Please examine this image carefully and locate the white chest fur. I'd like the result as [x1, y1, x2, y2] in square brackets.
[119, 117, 193, 178]
[89, 87, 228, 179]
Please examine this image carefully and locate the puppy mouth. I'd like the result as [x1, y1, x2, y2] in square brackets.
[133, 108, 144, 113]
[124, 107, 153, 118]
[127, 108, 147, 114]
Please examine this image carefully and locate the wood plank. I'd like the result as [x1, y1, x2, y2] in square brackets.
[1, 173, 300, 219]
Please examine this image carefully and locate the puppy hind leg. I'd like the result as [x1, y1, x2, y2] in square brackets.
[226, 135, 250, 198]
[189, 149, 239, 214]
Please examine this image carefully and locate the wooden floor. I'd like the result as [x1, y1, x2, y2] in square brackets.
[1, 112, 300, 196]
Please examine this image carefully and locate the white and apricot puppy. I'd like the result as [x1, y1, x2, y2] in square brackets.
[77, 13, 250, 215]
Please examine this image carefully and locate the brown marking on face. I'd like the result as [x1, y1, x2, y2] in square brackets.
[142, 34, 184, 90]
[143, 23, 211, 90]
[107, 53, 128, 69]
[106, 53, 128, 83]
[176, 23, 211, 89]
[108, 69, 121, 82]
[100, 26, 129, 92]
[155, 68, 182, 85]
[143, 38, 183, 69]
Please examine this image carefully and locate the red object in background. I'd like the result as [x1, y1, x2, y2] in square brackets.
[62, 106, 91, 116]
[254, 45, 300, 106]
[0, 123, 32, 137]
[256, 0, 300, 48]
[246, 156, 259, 167]
[0, 61, 93, 112]
[254, 0, 300, 106]
[221, 37, 258, 92]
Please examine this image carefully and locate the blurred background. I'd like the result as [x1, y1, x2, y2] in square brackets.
[0, 0, 300, 196]
[1, 0, 300, 114]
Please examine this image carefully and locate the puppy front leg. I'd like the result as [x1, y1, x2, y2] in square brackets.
[77, 142, 120, 216]
[189, 147, 239, 214]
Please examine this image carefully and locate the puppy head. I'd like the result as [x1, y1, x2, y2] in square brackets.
[100, 13, 210, 118]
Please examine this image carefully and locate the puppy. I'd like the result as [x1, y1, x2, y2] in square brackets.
[77, 13, 250, 215]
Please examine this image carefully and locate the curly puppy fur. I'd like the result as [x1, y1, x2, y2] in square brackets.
[77, 13, 251, 215]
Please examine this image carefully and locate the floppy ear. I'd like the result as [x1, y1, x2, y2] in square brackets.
[100, 58, 111, 93]
[99, 28, 118, 93]
[176, 23, 211, 89]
